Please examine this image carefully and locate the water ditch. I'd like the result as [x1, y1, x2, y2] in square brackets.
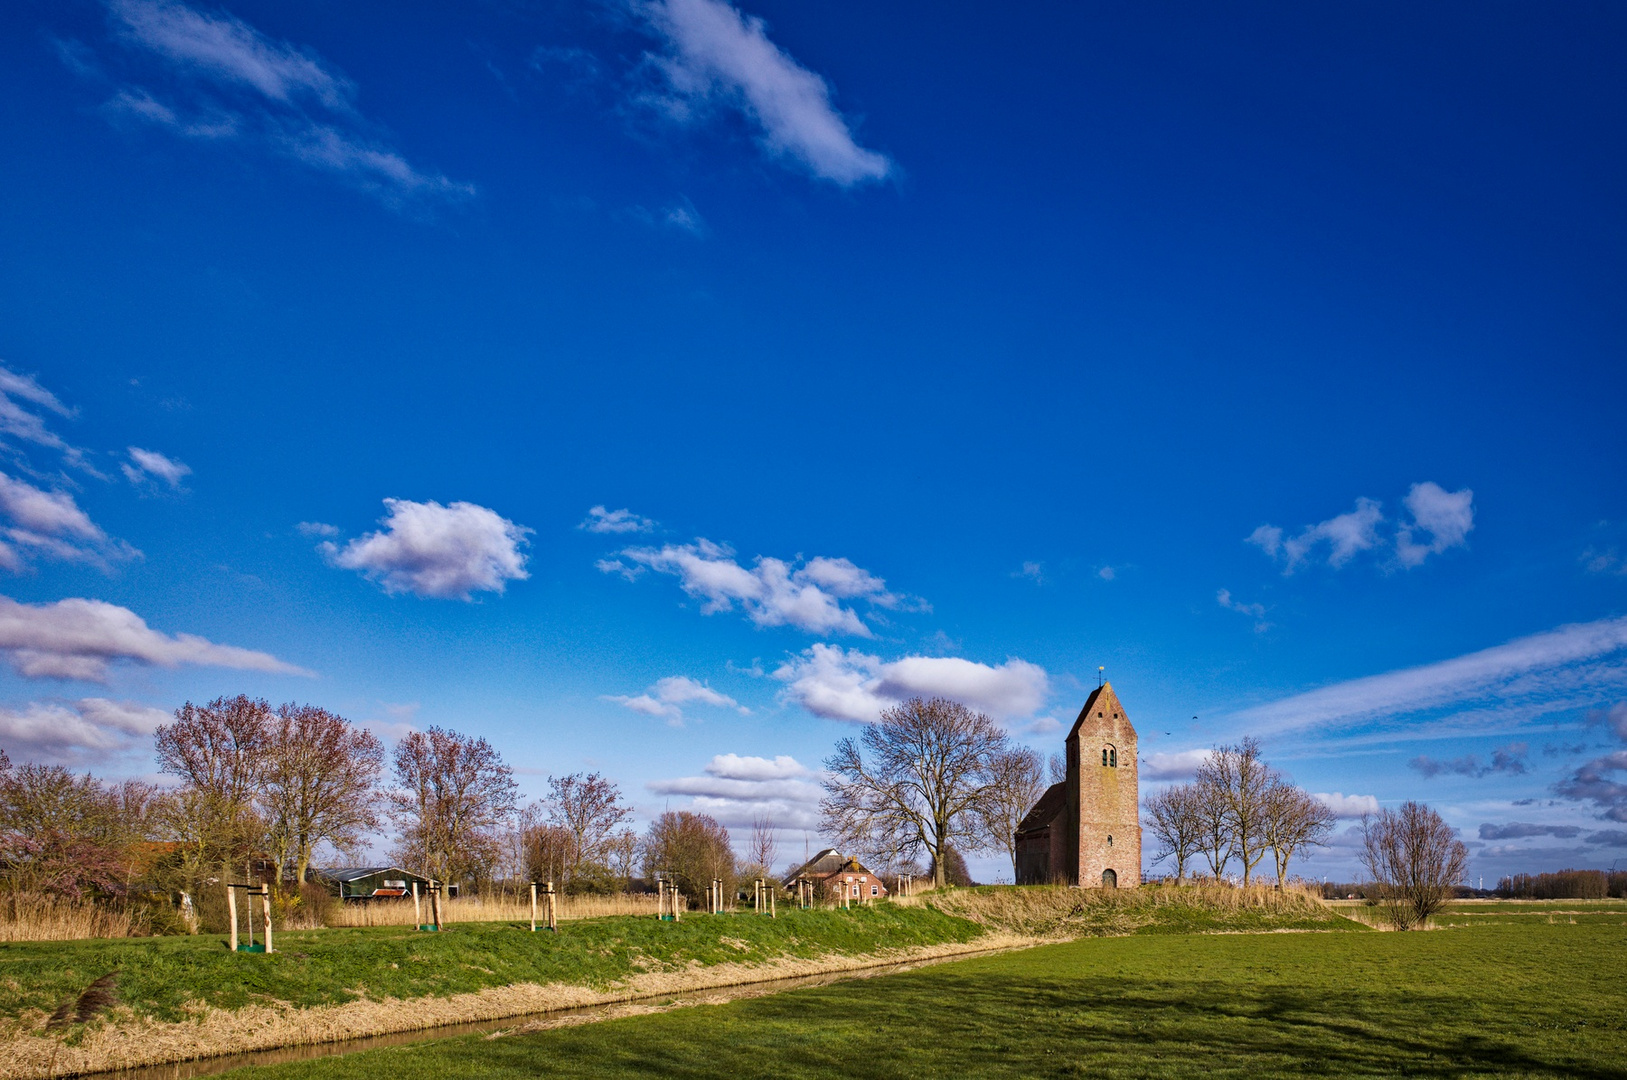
[72, 944, 1026, 1080]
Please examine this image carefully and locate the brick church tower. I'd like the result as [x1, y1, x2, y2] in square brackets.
[1014, 683, 1141, 887]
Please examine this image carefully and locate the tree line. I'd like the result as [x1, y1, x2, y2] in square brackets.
[0, 693, 780, 929]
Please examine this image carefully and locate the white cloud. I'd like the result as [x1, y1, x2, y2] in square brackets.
[93, 0, 472, 207]
[1023, 716, 1061, 735]
[1097, 566, 1117, 582]
[773, 643, 1050, 723]
[296, 520, 340, 538]
[1396, 482, 1474, 567]
[1315, 792, 1381, 818]
[0, 472, 140, 572]
[608, 539, 914, 636]
[634, 0, 891, 186]
[579, 505, 656, 534]
[322, 498, 531, 600]
[1142, 749, 1211, 781]
[1216, 588, 1269, 632]
[603, 674, 747, 725]
[1231, 615, 1627, 736]
[0, 697, 170, 765]
[648, 752, 822, 830]
[0, 594, 310, 682]
[122, 446, 191, 487]
[1249, 482, 1473, 573]
[0, 364, 97, 474]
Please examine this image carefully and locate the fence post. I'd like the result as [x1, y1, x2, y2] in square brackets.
[413, 881, 421, 927]
[530, 882, 537, 932]
[227, 885, 238, 952]
[547, 881, 557, 932]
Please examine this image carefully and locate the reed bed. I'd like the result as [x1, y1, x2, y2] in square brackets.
[0, 893, 134, 942]
[323, 892, 684, 927]
[917, 881, 1347, 937]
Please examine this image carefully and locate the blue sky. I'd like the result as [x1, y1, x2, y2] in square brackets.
[2, 0, 1625, 883]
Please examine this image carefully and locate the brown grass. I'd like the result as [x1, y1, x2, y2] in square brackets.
[323, 893, 685, 927]
[0, 894, 133, 942]
[913, 881, 1337, 937]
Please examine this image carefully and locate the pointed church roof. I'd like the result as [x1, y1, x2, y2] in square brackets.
[1066, 681, 1133, 740]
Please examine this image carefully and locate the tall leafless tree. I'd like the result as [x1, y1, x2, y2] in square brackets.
[1198, 737, 1273, 885]
[1194, 773, 1234, 878]
[260, 703, 384, 886]
[978, 746, 1047, 879]
[746, 814, 779, 880]
[1143, 783, 1204, 883]
[154, 695, 272, 882]
[1261, 780, 1337, 886]
[1360, 801, 1468, 929]
[387, 726, 517, 887]
[820, 697, 1011, 889]
[545, 772, 633, 887]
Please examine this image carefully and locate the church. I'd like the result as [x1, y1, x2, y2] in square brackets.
[1014, 682, 1141, 887]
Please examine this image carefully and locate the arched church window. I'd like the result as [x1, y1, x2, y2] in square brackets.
[1107, 835, 1113, 847]
[1111, 747, 1117, 767]
[1101, 748, 1108, 767]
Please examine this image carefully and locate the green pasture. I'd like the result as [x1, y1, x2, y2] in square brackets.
[222, 917, 1627, 1080]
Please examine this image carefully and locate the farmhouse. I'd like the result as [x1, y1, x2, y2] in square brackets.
[781, 849, 890, 901]
[1014, 682, 1142, 888]
[312, 866, 434, 901]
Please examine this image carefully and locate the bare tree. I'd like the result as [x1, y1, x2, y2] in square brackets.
[523, 823, 575, 886]
[746, 814, 779, 879]
[1198, 738, 1273, 885]
[820, 697, 1011, 889]
[978, 746, 1047, 878]
[1194, 774, 1234, 879]
[545, 772, 634, 886]
[604, 828, 639, 892]
[260, 703, 384, 886]
[1360, 801, 1468, 929]
[1143, 783, 1204, 883]
[1048, 752, 1066, 786]
[1261, 781, 1336, 886]
[387, 726, 518, 887]
[154, 695, 272, 882]
[641, 811, 734, 904]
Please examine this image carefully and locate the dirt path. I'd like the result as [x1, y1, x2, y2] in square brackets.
[3, 933, 1046, 1079]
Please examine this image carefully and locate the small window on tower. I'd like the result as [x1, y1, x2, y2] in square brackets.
[1107, 835, 1113, 847]
[1110, 747, 1117, 767]
[1101, 748, 1108, 767]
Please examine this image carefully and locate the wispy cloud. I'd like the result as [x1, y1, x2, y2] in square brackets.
[1478, 821, 1581, 840]
[321, 498, 531, 600]
[1248, 482, 1473, 574]
[0, 594, 310, 682]
[0, 697, 170, 767]
[79, 0, 472, 208]
[121, 446, 190, 488]
[1229, 616, 1627, 737]
[602, 674, 748, 725]
[1315, 792, 1380, 818]
[579, 505, 656, 534]
[631, 0, 891, 186]
[1142, 748, 1211, 781]
[1012, 561, 1044, 584]
[0, 472, 140, 573]
[1216, 588, 1269, 632]
[773, 643, 1049, 723]
[603, 538, 918, 637]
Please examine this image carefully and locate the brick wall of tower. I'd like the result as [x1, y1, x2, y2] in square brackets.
[1064, 686, 1142, 888]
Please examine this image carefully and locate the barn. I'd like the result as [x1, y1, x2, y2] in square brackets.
[312, 866, 434, 901]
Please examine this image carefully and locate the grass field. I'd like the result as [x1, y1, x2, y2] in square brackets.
[0, 904, 983, 1026]
[215, 917, 1627, 1080]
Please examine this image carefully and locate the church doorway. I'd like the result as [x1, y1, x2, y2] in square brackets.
[1101, 868, 1117, 888]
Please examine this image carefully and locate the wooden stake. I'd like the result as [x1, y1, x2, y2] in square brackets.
[227, 885, 238, 952]
[262, 889, 274, 954]
[530, 882, 537, 932]
[413, 881, 421, 927]
[547, 881, 557, 932]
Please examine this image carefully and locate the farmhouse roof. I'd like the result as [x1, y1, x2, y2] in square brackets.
[781, 848, 861, 887]
[1016, 781, 1067, 834]
[311, 866, 424, 883]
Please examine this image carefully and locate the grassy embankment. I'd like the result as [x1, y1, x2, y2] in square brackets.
[221, 914, 1627, 1080]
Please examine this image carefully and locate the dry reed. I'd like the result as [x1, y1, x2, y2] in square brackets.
[323, 892, 684, 927]
[918, 881, 1335, 937]
[0, 893, 133, 942]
